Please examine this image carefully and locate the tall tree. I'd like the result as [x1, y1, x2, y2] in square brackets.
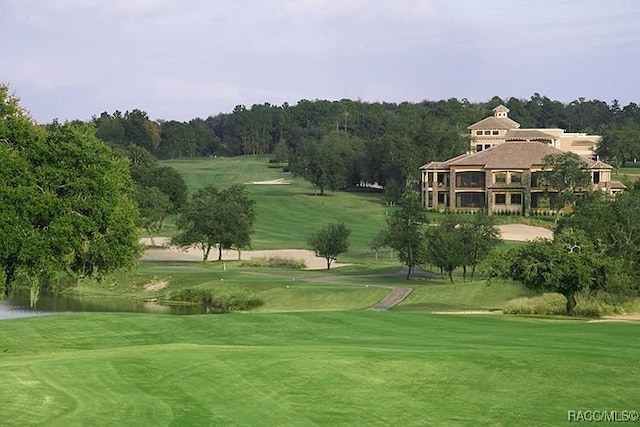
[0, 86, 142, 305]
[385, 191, 429, 279]
[131, 185, 172, 246]
[290, 133, 361, 195]
[557, 189, 640, 293]
[172, 185, 256, 261]
[459, 213, 502, 280]
[123, 109, 161, 152]
[487, 229, 608, 315]
[597, 122, 640, 164]
[308, 222, 351, 270]
[424, 216, 466, 282]
[541, 152, 592, 211]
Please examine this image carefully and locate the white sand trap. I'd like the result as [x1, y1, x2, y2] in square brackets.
[250, 179, 290, 185]
[140, 238, 350, 270]
[498, 224, 553, 241]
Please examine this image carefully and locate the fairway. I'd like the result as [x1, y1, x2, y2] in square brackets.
[1, 312, 638, 426]
[161, 156, 391, 255]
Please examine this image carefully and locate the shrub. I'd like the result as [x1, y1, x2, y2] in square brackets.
[503, 292, 640, 317]
[165, 288, 263, 313]
[503, 293, 566, 315]
[213, 290, 264, 313]
[167, 288, 214, 305]
[240, 257, 306, 269]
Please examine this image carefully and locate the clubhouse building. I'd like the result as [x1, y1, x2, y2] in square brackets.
[420, 105, 625, 214]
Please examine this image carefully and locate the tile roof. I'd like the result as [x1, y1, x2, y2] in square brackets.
[468, 116, 521, 130]
[586, 159, 612, 169]
[423, 142, 615, 171]
[448, 142, 567, 169]
[421, 153, 468, 170]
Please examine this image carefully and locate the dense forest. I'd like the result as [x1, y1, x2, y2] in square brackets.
[88, 94, 640, 200]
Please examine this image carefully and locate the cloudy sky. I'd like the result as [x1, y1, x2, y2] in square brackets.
[2, 0, 639, 123]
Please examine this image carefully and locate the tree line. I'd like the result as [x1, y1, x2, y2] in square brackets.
[89, 95, 640, 202]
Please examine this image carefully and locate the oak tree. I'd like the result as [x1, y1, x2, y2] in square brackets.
[0, 86, 142, 305]
[172, 185, 256, 261]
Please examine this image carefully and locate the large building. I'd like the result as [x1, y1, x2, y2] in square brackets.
[421, 105, 624, 214]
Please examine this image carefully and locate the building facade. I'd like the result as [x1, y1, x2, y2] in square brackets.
[421, 105, 624, 214]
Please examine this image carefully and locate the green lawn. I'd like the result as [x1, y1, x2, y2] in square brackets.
[613, 167, 640, 184]
[1, 311, 638, 426]
[3, 157, 638, 425]
[161, 156, 390, 255]
[67, 261, 536, 313]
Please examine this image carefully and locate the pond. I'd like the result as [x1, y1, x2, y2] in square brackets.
[0, 294, 208, 319]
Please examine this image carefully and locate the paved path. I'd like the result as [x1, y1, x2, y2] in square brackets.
[369, 287, 413, 310]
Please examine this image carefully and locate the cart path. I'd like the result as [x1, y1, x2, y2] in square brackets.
[369, 287, 413, 310]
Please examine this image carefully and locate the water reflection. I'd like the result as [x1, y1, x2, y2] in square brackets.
[0, 300, 51, 320]
[0, 294, 208, 319]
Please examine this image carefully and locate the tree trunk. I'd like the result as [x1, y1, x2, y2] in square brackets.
[565, 292, 577, 316]
[447, 269, 454, 283]
[462, 265, 467, 281]
[218, 245, 223, 261]
[326, 258, 331, 270]
[406, 264, 412, 280]
[203, 245, 212, 262]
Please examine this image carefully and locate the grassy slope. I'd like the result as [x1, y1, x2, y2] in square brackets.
[1, 312, 638, 426]
[162, 156, 390, 254]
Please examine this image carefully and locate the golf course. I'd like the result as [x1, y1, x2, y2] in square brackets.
[2, 156, 639, 426]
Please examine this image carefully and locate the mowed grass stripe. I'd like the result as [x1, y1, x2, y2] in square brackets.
[0, 312, 638, 426]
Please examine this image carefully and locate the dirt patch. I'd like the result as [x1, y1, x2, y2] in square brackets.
[144, 280, 168, 292]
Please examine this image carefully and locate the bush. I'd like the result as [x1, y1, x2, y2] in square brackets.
[240, 257, 306, 269]
[503, 292, 640, 317]
[167, 288, 215, 305]
[503, 293, 566, 315]
[213, 290, 264, 313]
[165, 288, 264, 313]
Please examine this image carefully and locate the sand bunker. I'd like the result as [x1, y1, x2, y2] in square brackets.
[250, 179, 290, 185]
[497, 224, 552, 241]
[140, 238, 350, 270]
[138, 224, 550, 269]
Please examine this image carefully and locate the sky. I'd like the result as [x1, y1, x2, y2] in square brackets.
[2, 0, 639, 123]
